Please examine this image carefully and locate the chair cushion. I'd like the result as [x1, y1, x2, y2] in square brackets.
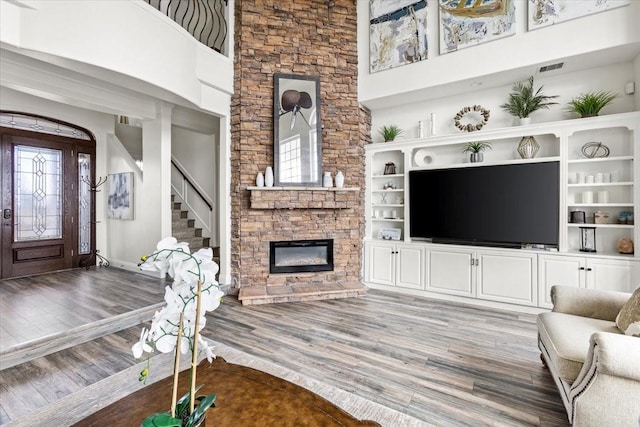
[537, 312, 619, 382]
[616, 287, 640, 336]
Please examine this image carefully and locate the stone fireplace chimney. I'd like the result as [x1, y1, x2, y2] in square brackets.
[230, 0, 370, 304]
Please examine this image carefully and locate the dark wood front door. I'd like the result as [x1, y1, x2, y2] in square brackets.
[1, 128, 95, 279]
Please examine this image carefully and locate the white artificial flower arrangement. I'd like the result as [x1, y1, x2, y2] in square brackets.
[131, 237, 223, 427]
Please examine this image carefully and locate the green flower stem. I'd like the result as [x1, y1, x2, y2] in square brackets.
[190, 279, 203, 415]
[170, 312, 184, 418]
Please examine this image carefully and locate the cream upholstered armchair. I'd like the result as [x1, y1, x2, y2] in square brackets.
[537, 285, 640, 426]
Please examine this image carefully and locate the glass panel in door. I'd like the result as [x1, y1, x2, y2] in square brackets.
[13, 145, 62, 241]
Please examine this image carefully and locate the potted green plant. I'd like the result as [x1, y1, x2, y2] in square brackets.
[566, 90, 618, 118]
[462, 141, 491, 163]
[500, 76, 559, 124]
[378, 125, 403, 142]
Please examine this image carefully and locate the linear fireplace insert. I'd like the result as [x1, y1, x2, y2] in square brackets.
[269, 239, 334, 274]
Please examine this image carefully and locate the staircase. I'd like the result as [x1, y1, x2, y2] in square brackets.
[172, 195, 209, 250]
[171, 195, 220, 270]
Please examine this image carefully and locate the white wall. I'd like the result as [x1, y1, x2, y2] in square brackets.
[0, 0, 233, 117]
[0, 0, 232, 281]
[172, 128, 217, 199]
[370, 62, 637, 142]
[358, 0, 640, 109]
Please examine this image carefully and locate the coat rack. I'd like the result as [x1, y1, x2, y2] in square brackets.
[79, 175, 110, 268]
[82, 176, 107, 192]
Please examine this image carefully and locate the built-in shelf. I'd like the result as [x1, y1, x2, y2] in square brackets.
[568, 155, 633, 164]
[417, 156, 561, 170]
[372, 189, 403, 193]
[568, 203, 634, 207]
[567, 223, 634, 229]
[372, 174, 404, 178]
[372, 204, 404, 208]
[372, 218, 403, 222]
[568, 182, 633, 187]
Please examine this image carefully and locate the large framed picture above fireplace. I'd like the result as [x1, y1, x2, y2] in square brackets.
[273, 73, 322, 187]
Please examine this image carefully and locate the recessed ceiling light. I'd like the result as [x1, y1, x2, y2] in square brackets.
[470, 82, 483, 87]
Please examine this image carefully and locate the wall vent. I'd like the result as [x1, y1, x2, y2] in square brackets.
[538, 62, 564, 73]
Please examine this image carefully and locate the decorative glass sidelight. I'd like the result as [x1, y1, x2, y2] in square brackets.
[1, 112, 92, 140]
[78, 153, 92, 254]
[13, 145, 62, 241]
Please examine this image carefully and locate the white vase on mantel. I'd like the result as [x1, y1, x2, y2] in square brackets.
[323, 171, 333, 188]
[519, 117, 532, 126]
[335, 171, 344, 188]
[256, 172, 264, 187]
[265, 166, 274, 187]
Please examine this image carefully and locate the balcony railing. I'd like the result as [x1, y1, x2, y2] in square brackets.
[145, 0, 228, 54]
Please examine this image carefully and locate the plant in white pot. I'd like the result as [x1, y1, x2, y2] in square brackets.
[462, 141, 491, 163]
[500, 76, 559, 125]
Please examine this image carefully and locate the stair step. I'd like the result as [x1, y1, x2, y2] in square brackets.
[173, 228, 203, 238]
[172, 218, 196, 229]
[171, 210, 188, 220]
[172, 202, 182, 210]
[181, 236, 211, 252]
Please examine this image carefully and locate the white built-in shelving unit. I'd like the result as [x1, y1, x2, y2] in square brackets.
[363, 112, 640, 311]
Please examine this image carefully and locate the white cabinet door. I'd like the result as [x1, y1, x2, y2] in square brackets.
[538, 255, 585, 309]
[427, 248, 474, 296]
[586, 258, 638, 293]
[396, 244, 425, 290]
[476, 251, 538, 306]
[367, 242, 395, 286]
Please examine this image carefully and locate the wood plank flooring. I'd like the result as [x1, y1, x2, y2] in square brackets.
[0, 268, 166, 351]
[0, 268, 568, 426]
[203, 293, 568, 427]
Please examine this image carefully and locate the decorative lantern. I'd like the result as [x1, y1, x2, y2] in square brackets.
[383, 162, 396, 175]
[579, 227, 596, 252]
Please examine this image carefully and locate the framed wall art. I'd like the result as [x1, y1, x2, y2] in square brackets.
[528, 0, 630, 30]
[439, 0, 516, 54]
[107, 172, 134, 220]
[369, 0, 428, 73]
[273, 73, 322, 187]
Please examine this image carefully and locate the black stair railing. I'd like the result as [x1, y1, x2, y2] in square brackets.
[145, 0, 228, 54]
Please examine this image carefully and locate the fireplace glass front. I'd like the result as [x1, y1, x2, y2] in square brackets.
[269, 239, 334, 274]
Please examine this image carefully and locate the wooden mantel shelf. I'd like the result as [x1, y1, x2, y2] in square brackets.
[247, 186, 361, 209]
[247, 186, 360, 191]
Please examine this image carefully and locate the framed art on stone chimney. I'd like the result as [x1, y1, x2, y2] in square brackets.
[273, 73, 323, 187]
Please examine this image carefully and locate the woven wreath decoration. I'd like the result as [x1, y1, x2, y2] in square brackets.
[454, 105, 490, 132]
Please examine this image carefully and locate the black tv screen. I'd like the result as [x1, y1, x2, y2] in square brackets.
[409, 162, 559, 248]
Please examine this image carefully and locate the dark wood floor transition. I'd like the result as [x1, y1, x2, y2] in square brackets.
[0, 268, 568, 426]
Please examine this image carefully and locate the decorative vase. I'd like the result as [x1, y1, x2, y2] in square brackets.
[265, 166, 274, 187]
[335, 171, 344, 188]
[519, 117, 532, 126]
[517, 136, 539, 159]
[256, 172, 264, 187]
[470, 152, 483, 163]
[323, 171, 333, 188]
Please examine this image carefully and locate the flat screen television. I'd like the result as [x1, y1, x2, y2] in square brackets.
[409, 161, 559, 248]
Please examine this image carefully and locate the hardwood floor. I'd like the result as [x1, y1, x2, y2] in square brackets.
[0, 268, 568, 426]
[0, 268, 165, 351]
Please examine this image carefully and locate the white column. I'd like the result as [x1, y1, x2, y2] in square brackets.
[218, 113, 232, 289]
[142, 102, 174, 246]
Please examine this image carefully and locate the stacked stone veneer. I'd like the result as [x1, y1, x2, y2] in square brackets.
[230, 0, 368, 302]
